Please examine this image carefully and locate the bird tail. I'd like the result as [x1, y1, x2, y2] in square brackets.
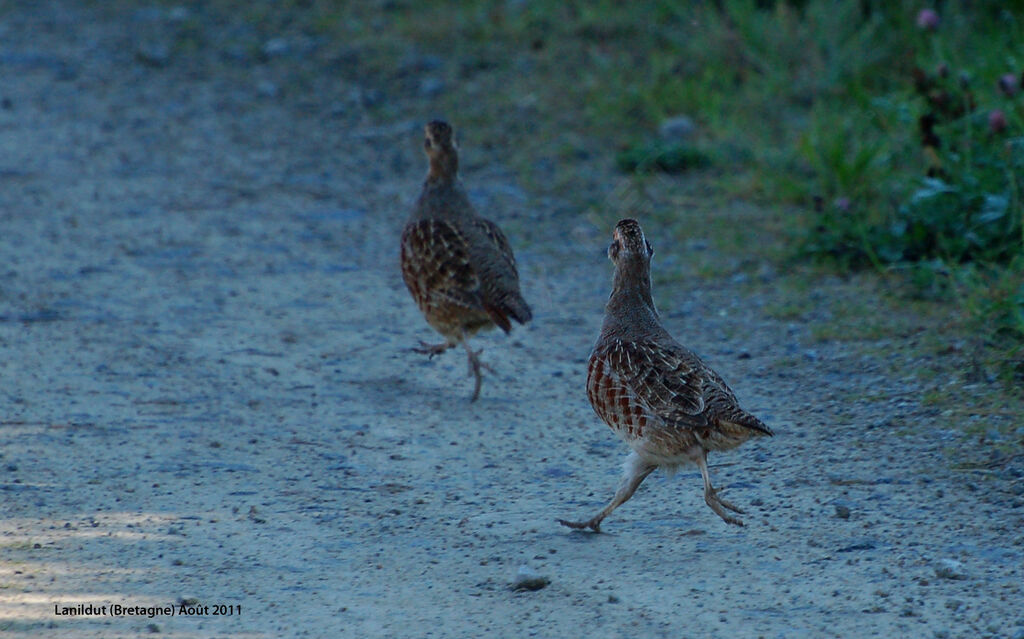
[506, 294, 532, 325]
[735, 413, 773, 437]
[483, 294, 532, 334]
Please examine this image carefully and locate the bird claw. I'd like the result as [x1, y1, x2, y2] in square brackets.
[712, 487, 744, 514]
[705, 487, 745, 526]
[413, 341, 451, 358]
[557, 518, 602, 533]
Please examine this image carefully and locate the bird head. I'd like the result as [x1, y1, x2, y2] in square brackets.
[609, 218, 654, 263]
[424, 120, 456, 155]
[423, 120, 458, 181]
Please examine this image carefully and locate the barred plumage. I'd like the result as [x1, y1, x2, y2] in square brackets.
[560, 219, 772, 532]
[400, 121, 531, 401]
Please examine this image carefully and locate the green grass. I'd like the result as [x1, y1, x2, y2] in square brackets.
[616, 142, 711, 174]
[147, 0, 1024, 387]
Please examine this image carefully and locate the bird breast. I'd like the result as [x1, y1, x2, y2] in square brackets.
[586, 353, 653, 441]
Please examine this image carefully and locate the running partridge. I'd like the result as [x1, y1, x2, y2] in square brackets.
[559, 219, 772, 532]
[400, 120, 532, 401]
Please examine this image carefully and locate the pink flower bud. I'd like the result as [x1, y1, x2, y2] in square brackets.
[916, 8, 940, 30]
[988, 109, 1007, 134]
[998, 73, 1019, 97]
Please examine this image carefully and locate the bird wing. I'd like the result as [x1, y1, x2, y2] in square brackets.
[602, 338, 711, 429]
[703, 367, 773, 435]
[588, 338, 711, 442]
[470, 217, 519, 273]
[400, 218, 485, 313]
[466, 216, 532, 329]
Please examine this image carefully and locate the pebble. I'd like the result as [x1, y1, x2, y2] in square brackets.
[262, 38, 290, 58]
[834, 504, 851, 519]
[256, 81, 280, 98]
[659, 115, 696, 142]
[419, 77, 445, 98]
[934, 559, 968, 580]
[511, 564, 549, 591]
[399, 53, 443, 74]
[347, 87, 383, 108]
[167, 7, 189, 22]
[135, 42, 170, 68]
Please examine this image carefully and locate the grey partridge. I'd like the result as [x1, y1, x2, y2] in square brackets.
[400, 120, 532, 401]
[559, 219, 772, 532]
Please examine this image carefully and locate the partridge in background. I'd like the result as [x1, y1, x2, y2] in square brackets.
[559, 219, 772, 532]
[400, 121, 532, 401]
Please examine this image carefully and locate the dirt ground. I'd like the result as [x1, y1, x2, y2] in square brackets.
[1, 2, 1022, 638]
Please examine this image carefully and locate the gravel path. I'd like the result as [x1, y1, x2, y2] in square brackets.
[1, 3, 1021, 638]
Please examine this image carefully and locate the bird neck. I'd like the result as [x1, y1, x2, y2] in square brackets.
[414, 171, 473, 223]
[603, 259, 660, 335]
[426, 151, 458, 186]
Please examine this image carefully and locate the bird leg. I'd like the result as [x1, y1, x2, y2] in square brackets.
[413, 340, 453, 358]
[559, 453, 656, 532]
[459, 330, 493, 402]
[696, 451, 744, 526]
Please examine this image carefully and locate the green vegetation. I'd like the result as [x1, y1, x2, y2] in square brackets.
[170, 0, 1024, 384]
[616, 142, 711, 174]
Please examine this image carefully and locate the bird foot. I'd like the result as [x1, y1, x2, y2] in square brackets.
[557, 517, 603, 533]
[465, 347, 494, 402]
[413, 341, 452, 358]
[465, 347, 495, 373]
[705, 487, 745, 526]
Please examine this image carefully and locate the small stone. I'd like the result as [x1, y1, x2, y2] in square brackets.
[399, 53, 443, 74]
[659, 115, 696, 142]
[419, 77, 445, 98]
[135, 42, 171, 68]
[511, 564, 549, 591]
[262, 38, 290, 58]
[348, 87, 383, 108]
[835, 504, 851, 519]
[256, 80, 280, 98]
[934, 558, 968, 580]
[167, 6, 189, 22]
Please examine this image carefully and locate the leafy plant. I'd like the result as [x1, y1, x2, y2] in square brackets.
[616, 142, 711, 174]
